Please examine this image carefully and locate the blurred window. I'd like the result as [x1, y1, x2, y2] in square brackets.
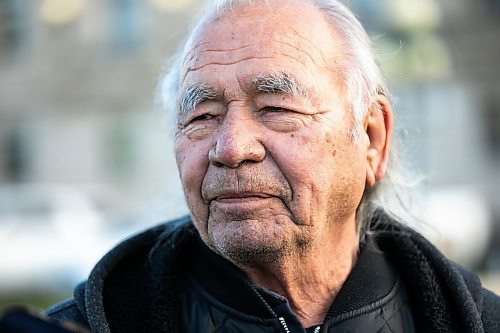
[0, 0, 28, 56]
[484, 97, 500, 158]
[5, 126, 29, 182]
[108, 0, 143, 54]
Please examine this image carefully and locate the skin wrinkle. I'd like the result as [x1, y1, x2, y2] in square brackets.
[179, 122, 214, 140]
[174, 0, 391, 327]
[277, 23, 345, 71]
[270, 51, 310, 70]
[181, 41, 210, 69]
[182, 33, 327, 87]
[182, 43, 255, 69]
[180, 56, 275, 87]
[220, 87, 229, 107]
[235, 75, 249, 103]
[268, 54, 323, 94]
[288, 29, 335, 66]
[260, 119, 308, 132]
[259, 106, 319, 132]
[264, 145, 297, 207]
[275, 38, 322, 67]
[185, 56, 274, 72]
[280, 30, 348, 91]
[192, 45, 255, 55]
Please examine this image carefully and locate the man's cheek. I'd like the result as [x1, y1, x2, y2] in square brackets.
[176, 148, 206, 186]
[184, 182, 210, 233]
[175, 149, 209, 219]
[181, 171, 205, 210]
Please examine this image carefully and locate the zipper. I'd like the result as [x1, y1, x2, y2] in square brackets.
[247, 281, 319, 333]
[278, 317, 291, 333]
[246, 281, 292, 333]
[245, 281, 277, 318]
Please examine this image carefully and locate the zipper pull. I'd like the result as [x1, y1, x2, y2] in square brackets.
[313, 326, 321, 333]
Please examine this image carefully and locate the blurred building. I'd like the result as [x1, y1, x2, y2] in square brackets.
[0, 0, 197, 222]
[351, 0, 500, 269]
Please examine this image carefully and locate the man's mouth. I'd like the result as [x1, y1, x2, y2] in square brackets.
[210, 192, 277, 212]
[214, 192, 273, 203]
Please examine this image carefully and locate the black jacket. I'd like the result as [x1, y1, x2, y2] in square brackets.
[46, 214, 500, 332]
[178, 229, 415, 332]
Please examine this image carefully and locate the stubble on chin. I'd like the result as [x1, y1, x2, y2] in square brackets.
[205, 210, 315, 266]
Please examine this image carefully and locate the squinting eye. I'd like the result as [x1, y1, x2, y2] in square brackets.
[265, 107, 286, 113]
[191, 114, 213, 122]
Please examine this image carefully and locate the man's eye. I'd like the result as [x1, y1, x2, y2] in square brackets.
[190, 114, 213, 122]
[264, 107, 287, 113]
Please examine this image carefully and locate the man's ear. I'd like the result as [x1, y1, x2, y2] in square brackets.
[364, 95, 393, 187]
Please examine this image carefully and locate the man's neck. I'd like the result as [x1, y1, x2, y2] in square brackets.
[239, 224, 359, 328]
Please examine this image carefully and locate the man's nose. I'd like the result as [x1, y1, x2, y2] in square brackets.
[208, 114, 266, 168]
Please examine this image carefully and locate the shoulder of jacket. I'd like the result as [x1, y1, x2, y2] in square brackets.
[45, 298, 79, 318]
[45, 298, 89, 329]
[452, 261, 500, 331]
[91, 215, 193, 271]
[122, 215, 193, 248]
[481, 288, 500, 331]
[46, 217, 194, 330]
[453, 264, 483, 298]
[45, 282, 89, 327]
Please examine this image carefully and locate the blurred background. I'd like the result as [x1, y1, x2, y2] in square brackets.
[0, 0, 499, 311]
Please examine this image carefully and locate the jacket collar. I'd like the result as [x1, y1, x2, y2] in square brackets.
[188, 233, 399, 323]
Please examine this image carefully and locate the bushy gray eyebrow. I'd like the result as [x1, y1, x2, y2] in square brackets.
[178, 72, 308, 118]
[179, 83, 217, 117]
[252, 72, 308, 98]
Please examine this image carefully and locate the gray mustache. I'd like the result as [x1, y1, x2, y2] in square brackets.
[201, 169, 292, 203]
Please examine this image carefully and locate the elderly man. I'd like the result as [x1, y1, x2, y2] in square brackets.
[47, 0, 499, 332]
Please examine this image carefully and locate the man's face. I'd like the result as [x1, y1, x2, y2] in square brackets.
[174, 0, 369, 263]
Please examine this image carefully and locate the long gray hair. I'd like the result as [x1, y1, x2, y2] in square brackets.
[158, 0, 414, 235]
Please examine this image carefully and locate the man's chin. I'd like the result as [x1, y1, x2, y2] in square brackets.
[213, 239, 287, 266]
[207, 220, 285, 264]
[206, 218, 309, 266]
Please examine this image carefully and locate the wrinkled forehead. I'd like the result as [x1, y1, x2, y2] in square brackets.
[179, 0, 346, 83]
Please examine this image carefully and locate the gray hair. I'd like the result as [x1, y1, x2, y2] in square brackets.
[158, 0, 413, 235]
